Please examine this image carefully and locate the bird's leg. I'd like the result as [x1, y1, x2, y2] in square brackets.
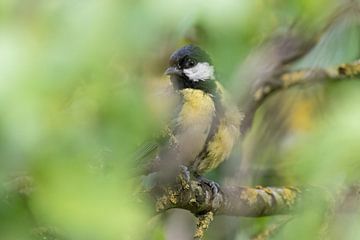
[177, 165, 191, 190]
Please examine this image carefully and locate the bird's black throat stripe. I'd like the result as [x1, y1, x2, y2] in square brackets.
[194, 90, 225, 171]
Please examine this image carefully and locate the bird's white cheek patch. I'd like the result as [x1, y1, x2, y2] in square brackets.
[183, 62, 215, 82]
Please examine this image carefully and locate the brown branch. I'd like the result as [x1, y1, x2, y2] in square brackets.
[240, 60, 360, 135]
[153, 169, 302, 217]
[153, 173, 302, 239]
[152, 177, 360, 239]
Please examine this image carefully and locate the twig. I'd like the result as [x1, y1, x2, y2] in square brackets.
[240, 60, 360, 135]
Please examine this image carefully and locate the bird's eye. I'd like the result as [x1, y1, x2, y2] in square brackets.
[185, 58, 197, 68]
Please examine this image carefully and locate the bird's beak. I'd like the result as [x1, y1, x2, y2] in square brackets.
[164, 67, 183, 76]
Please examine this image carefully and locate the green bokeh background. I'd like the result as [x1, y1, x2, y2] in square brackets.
[1, 0, 359, 239]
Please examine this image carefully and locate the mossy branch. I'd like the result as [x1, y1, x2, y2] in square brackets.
[154, 175, 301, 217]
[152, 172, 304, 239]
[240, 60, 360, 135]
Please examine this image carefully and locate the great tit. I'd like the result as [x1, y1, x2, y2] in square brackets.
[138, 45, 241, 181]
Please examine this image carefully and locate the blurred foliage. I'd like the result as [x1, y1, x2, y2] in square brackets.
[0, 0, 360, 239]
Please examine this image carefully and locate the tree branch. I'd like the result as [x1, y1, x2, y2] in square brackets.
[240, 60, 360, 135]
[153, 173, 302, 239]
[154, 173, 302, 217]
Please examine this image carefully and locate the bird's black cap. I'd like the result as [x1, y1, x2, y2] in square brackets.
[169, 45, 213, 67]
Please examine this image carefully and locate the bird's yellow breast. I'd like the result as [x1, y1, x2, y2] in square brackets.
[178, 89, 215, 126]
[175, 89, 215, 166]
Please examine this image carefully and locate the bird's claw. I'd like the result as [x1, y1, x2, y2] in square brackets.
[198, 176, 221, 196]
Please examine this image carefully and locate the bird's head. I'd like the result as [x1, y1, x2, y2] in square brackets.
[165, 45, 216, 92]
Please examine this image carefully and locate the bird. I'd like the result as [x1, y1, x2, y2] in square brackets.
[136, 45, 242, 189]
